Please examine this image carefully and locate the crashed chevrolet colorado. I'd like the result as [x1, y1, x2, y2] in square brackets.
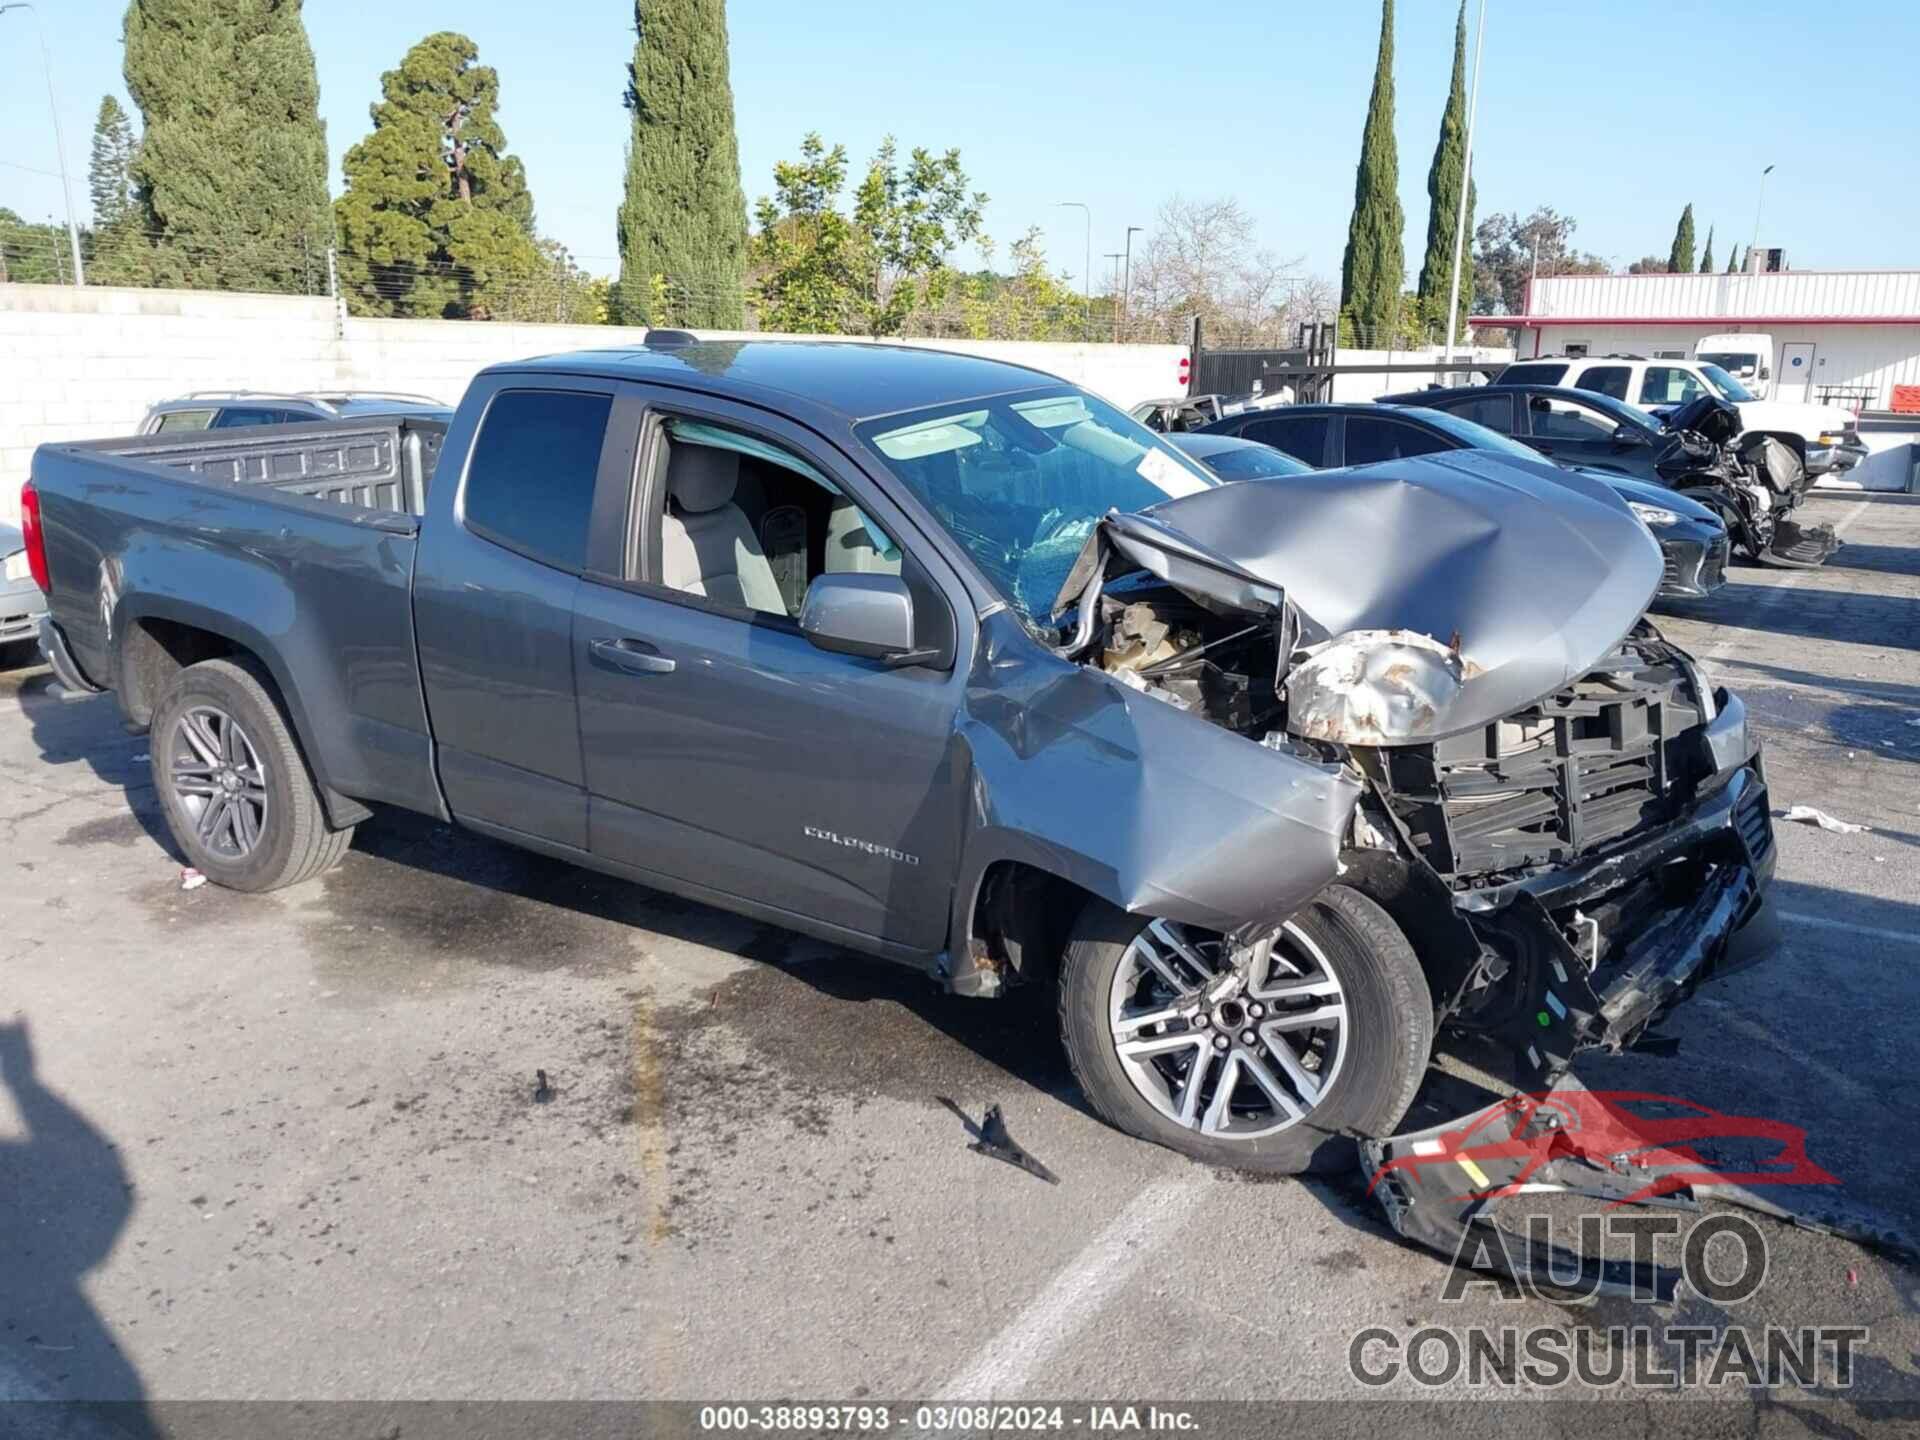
[23, 341, 1772, 1176]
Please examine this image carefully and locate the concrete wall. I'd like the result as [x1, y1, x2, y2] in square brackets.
[0, 283, 1189, 525]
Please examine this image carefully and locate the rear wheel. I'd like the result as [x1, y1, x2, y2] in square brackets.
[1058, 887, 1433, 1173]
[150, 658, 353, 891]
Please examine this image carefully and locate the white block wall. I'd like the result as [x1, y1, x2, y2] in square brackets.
[0, 284, 1191, 526]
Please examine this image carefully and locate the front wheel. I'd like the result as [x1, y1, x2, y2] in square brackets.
[150, 658, 354, 891]
[1058, 887, 1433, 1174]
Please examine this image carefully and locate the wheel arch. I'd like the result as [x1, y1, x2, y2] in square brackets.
[117, 600, 371, 829]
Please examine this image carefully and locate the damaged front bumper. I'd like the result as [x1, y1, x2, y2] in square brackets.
[1363, 750, 1776, 1283]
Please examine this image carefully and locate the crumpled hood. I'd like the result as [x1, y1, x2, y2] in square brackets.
[1078, 450, 1664, 740]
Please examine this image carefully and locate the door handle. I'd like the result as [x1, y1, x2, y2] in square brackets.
[590, 637, 676, 676]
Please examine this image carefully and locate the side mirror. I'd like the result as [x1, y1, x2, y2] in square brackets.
[1760, 366, 1772, 381]
[1612, 428, 1648, 448]
[799, 573, 933, 666]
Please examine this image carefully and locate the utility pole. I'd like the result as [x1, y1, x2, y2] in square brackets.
[1122, 225, 1143, 339]
[1056, 202, 1091, 340]
[1, 2, 84, 286]
[1748, 164, 1775, 272]
[1442, 0, 1487, 365]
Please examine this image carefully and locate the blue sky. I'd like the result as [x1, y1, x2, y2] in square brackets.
[3, 1, 1915, 292]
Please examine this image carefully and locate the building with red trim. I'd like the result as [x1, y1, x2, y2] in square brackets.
[1471, 269, 1920, 414]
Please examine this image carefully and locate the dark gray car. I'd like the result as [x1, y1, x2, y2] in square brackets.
[1203, 400, 1732, 600]
[26, 342, 1773, 1180]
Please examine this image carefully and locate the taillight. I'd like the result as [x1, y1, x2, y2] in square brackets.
[20, 479, 49, 593]
[1177, 355, 1191, 393]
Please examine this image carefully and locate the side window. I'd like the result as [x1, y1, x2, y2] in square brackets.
[1434, 393, 1515, 433]
[153, 409, 215, 433]
[1529, 394, 1623, 441]
[1496, 363, 1568, 387]
[1239, 414, 1329, 465]
[1345, 416, 1451, 465]
[651, 418, 901, 620]
[462, 388, 612, 572]
[1573, 366, 1631, 401]
[1639, 366, 1707, 406]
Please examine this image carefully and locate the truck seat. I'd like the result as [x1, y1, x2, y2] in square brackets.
[661, 446, 788, 615]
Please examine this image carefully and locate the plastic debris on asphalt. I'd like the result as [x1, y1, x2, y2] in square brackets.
[939, 1097, 1060, 1184]
[180, 867, 207, 891]
[533, 1068, 555, 1104]
[1777, 805, 1871, 835]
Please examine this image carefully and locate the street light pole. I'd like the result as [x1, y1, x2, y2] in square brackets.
[1748, 164, 1775, 272]
[1441, 0, 1486, 365]
[1056, 202, 1090, 339]
[1122, 225, 1143, 338]
[1, 2, 84, 286]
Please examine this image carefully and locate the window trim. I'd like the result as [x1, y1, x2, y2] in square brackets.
[455, 383, 622, 578]
[599, 393, 958, 670]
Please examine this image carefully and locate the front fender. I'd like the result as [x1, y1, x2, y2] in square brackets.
[944, 613, 1363, 972]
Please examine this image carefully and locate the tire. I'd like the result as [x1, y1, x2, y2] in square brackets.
[1058, 886, 1433, 1174]
[149, 657, 353, 892]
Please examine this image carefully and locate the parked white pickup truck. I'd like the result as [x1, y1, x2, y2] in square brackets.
[1496, 353, 1867, 477]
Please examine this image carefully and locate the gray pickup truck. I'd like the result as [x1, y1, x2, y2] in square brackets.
[26, 341, 1774, 1177]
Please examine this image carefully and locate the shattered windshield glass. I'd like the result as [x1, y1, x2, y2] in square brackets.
[857, 388, 1215, 620]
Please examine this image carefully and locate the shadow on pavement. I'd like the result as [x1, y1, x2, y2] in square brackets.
[0, 1019, 156, 1435]
[13, 670, 179, 862]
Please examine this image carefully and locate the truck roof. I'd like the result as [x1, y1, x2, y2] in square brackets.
[498, 340, 1067, 424]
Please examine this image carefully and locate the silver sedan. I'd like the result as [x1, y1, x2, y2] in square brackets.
[1, 519, 48, 667]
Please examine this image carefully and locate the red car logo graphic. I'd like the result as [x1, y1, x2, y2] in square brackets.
[1368, 1090, 1838, 1207]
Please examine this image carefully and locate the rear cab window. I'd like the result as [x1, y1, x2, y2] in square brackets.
[461, 389, 613, 572]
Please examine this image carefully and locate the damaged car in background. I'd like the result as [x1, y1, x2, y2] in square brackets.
[26, 342, 1772, 1201]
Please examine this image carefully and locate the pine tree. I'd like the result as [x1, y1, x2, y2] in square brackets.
[615, 0, 748, 327]
[1340, 0, 1405, 348]
[1415, 0, 1474, 341]
[1699, 227, 1714, 273]
[123, 0, 333, 294]
[88, 96, 136, 228]
[1666, 203, 1696, 274]
[334, 33, 542, 319]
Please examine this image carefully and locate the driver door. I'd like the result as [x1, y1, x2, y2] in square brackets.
[571, 388, 969, 954]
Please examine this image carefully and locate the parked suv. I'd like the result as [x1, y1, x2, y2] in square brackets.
[1494, 354, 1864, 476]
[140, 390, 451, 434]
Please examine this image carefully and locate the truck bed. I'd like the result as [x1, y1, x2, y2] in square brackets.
[29, 414, 446, 822]
[59, 414, 445, 516]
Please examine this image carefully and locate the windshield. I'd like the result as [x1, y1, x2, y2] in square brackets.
[1697, 362, 1757, 402]
[856, 387, 1215, 620]
[1404, 405, 1549, 462]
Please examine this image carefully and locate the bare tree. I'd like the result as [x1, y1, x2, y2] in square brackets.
[1127, 196, 1316, 344]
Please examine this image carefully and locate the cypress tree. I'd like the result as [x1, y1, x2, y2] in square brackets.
[88, 96, 137, 228]
[1699, 226, 1714, 273]
[1415, 1, 1474, 340]
[1727, 244, 1742, 273]
[1666, 203, 1696, 274]
[123, 0, 333, 294]
[334, 33, 540, 319]
[615, 0, 748, 327]
[1340, 0, 1405, 348]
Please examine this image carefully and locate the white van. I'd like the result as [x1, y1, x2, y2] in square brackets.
[1693, 333, 1775, 398]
